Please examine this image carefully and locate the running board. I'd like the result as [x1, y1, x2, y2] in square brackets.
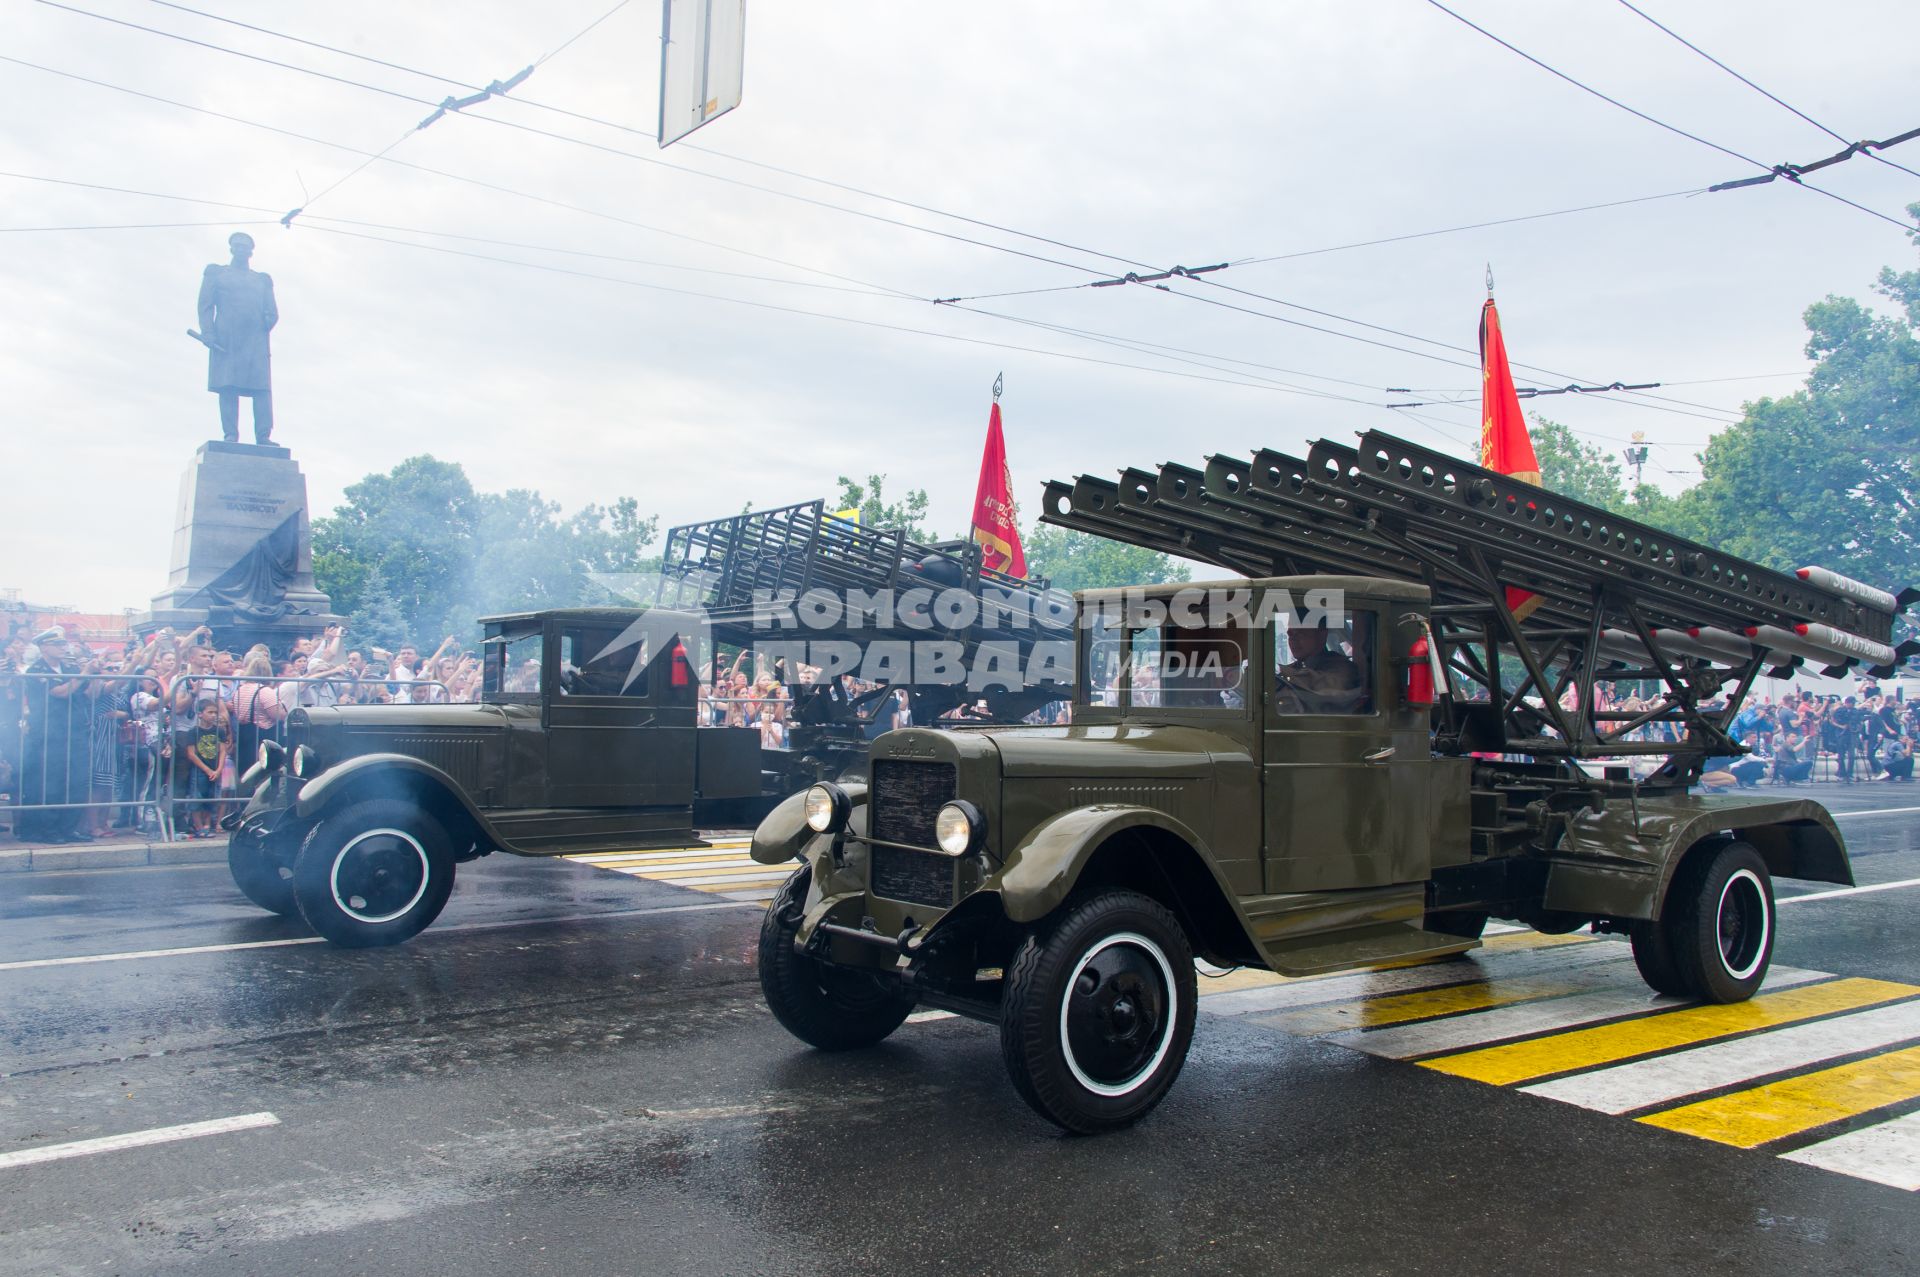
[1260, 923, 1479, 977]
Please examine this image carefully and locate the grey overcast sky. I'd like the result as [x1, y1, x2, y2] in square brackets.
[4, 0, 1918, 611]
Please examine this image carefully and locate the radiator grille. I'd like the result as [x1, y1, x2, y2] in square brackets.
[870, 760, 955, 847]
[870, 845, 955, 908]
[869, 759, 958, 908]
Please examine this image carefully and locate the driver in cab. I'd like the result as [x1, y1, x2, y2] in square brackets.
[1273, 613, 1365, 714]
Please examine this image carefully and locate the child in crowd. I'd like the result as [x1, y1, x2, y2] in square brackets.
[177, 700, 229, 838]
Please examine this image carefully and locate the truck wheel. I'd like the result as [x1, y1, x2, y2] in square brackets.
[227, 836, 297, 917]
[758, 866, 916, 1050]
[291, 798, 456, 948]
[1657, 842, 1776, 1003]
[1629, 919, 1690, 997]
[999, 890, 1197, 1135]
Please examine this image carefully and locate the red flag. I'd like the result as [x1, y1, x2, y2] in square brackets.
[1480, 297, 1543, 619]
[971, 400, 1026, 577]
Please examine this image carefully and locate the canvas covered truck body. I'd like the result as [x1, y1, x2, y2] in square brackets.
[751, 431, 1914, 1133]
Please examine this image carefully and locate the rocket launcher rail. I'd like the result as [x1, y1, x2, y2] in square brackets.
[1042, 429, 1916, 778]
[654, 498, 1073, 724]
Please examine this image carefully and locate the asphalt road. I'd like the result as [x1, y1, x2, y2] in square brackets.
[2, 783, 1917, 1276]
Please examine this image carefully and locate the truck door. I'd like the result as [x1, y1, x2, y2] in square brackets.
[1261, 601, 1420, 891]
[544, 618, 696, 807]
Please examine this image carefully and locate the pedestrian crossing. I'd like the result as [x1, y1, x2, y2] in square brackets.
[1206, 933, 1920, 1193]
[568, 845, 1920, 1192]
[566, 839, 788, 905]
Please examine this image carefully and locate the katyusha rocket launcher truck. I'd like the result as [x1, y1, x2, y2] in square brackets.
[748, 430, 1917, 1133]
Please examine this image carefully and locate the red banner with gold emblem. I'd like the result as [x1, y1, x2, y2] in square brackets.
[1480, 297, 1544, 619]
[971, 400, 1026, 577]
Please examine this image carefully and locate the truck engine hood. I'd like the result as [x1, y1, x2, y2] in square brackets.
[975, 723, 1231, 779]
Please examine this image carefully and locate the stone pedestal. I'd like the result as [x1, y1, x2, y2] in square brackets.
[141, 441, 342, 654]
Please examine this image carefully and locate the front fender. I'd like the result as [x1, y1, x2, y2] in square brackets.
[293, 754, 500, 842]
[988, 803, 1234, 925]
[751, 781, 868, 865]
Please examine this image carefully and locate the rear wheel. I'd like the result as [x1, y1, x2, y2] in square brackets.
[291, 798, 456, 948]
[1000, 890, 1197, 1135]
[1629, 918, 1689, 997]
[758, 866, 916, 1050]
[1646, 842, 1775, 1003]
[227, 834, 297, 917]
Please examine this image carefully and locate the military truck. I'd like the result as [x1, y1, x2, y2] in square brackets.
[749, 430, 1917, 1133]
[225, 606, 758, 945]
[226, 501, 1072, 947]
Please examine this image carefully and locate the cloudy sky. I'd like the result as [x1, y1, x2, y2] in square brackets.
[4, 0, 1918, 612]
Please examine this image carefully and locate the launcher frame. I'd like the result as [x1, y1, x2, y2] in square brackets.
[1041, 430, 1914, 787]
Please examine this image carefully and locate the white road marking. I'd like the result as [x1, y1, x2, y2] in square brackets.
[1334, 965, 1825, 1060]
[1777, 876, 1920, 906]
[0, 1112, 279, 1171]
[1201, 941, 1631, 1018]
[1831, 805, 1920, 820]
[0, 901, 761, 972]
[906, 1009, 958, 1024]
[1522, 999, 1920, 1115]
[1781, 1110, 1920, 1191]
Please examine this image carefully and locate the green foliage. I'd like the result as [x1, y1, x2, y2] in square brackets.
[835, 474, 932, 540]
[1022, 523, 1192, 592]
[1529, 416, 1631, 514]
[312, 455, 660, 645]
[1659, 208, 1919, 598]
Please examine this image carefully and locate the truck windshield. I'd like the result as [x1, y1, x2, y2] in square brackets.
[1081, 610, 1247, 712]
[483, 631, 542, 700]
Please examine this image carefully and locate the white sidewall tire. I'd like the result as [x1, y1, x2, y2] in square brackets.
[1716, 867, 1770, 981]
[1058, 931, 1180, 1098]
[330, 827, 431, 925]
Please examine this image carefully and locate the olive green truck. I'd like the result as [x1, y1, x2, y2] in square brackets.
[750, 431, 1918, 1133]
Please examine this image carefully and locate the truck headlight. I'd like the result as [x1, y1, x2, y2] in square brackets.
[803, 783, 850, 833]
[290, 745, 320, 779]
[935, 800, 986, 855]
[257, 740, 285, 773]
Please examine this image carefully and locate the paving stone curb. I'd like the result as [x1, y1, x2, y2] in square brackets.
[0, 840, 229, 871]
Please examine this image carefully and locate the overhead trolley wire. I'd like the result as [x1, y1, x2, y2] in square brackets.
[1613, 0, 1920, 183]
[138, 1, 1161, 276]
[288, 222, 1378, 401]
[0, 55, 918, 301]
[1232, 187, 1705, 266]
[38, 0, 1132, 280]
[1421, 0, 1912, 231]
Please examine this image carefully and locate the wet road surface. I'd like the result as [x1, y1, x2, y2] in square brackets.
[2, 783, 1918, 1275]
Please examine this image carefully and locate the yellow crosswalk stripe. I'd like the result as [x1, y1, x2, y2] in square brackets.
[650, 864, 792, 881]
[1263, 971, 1596, 1036]
[1422, 978, 1916, 1086]
[1196, 931, 1599, 1000]
[1639, 1043, 1920, 1149]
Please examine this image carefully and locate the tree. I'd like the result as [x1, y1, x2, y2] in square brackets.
[1022, 523, 1192, 592]
[312, 455, 660, 644]
[1662, 207, 1919, 599]
[1529, 416, 1631, 514]
[311, 456, 479, 642]
[835, 474, 932, 540]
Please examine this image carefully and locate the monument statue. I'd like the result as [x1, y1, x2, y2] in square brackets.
[193, 231, 278, 444]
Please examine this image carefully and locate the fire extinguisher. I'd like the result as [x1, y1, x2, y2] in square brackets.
[1403, 620, 1445, 709]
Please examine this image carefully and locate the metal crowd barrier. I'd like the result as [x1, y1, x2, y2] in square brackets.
[0, 671, 451, 844]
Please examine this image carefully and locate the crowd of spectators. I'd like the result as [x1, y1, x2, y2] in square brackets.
[694, 649, 1071, 747]
[0, 622, 485, 843]
[1708, 686, 1918, 788]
